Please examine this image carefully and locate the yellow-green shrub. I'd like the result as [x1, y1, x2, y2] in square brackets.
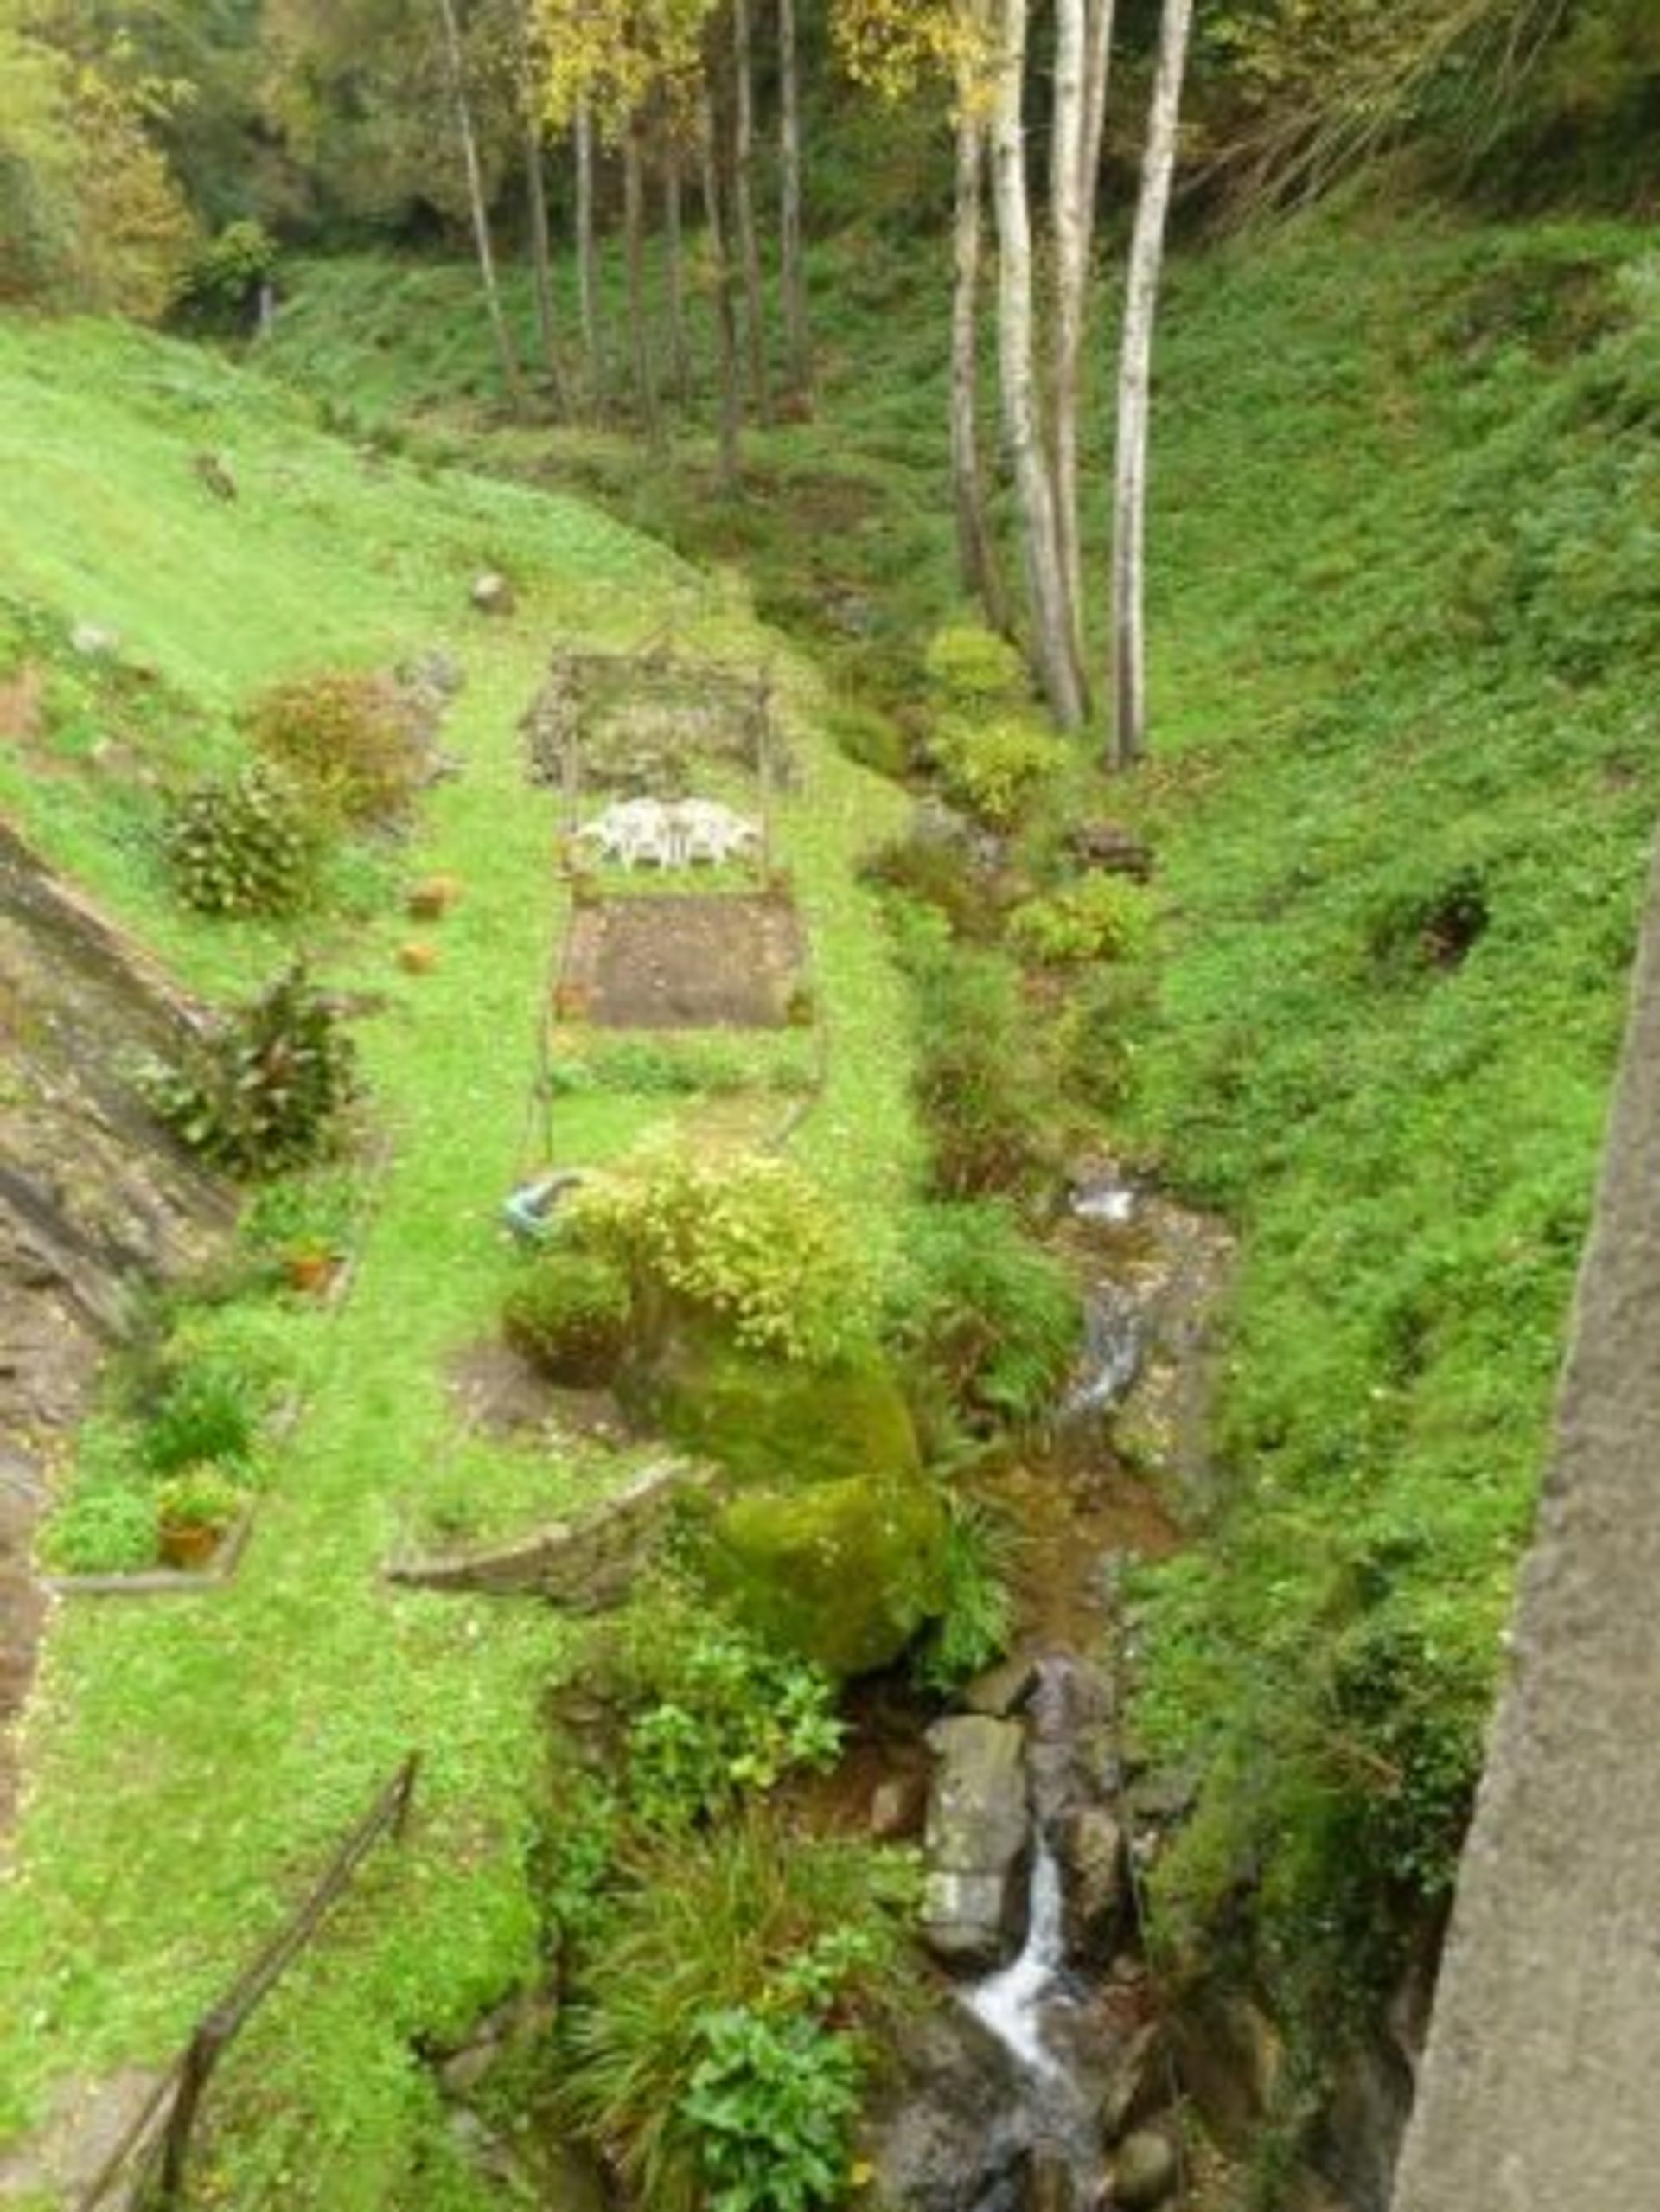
[1007, 875, 1152, 967]
[574, 1151, 875, 1365]
[923, 622, 1029, 707]
[242, 669, 428, 828]
[929, 714, 1068, 830]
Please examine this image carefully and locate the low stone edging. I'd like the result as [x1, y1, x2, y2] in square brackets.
[385, 1458, 722, 1613]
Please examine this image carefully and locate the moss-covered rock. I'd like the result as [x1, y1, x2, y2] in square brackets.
[622, 1337, 923, 1488]
[623, 1330, 945, 1674]
[703, 1471, 949, 1678]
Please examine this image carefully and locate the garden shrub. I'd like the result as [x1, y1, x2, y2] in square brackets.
[620, 1604, 844, 1831]
[163, 764, 319, 919]
[43, 1484, 156, 1575]
[556, 1816, 910, 2212]
[885, 1200, 1079, 1429]
[623, 1335, 945, 1677]
[139, 1353, 260, 1474]
[141, 964, 358, 1177]
[923, 622, 1029, 708]
[242, 668, 430, 828]
[502, 1250, 634, 1386]
[929, 714, 1068, 830]
[575, 1150, 875, 1365]
[682, 2007, 862, 2212]
[1008, 875, 1152, 968]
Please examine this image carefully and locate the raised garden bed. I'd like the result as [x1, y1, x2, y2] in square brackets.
[558, 891, 809, 1031]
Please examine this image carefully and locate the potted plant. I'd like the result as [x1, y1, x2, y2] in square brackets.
[156, 1466, 244, 1570]
[282, 1237, 340, 1296]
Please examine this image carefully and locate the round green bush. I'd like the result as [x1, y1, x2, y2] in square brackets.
[164, 764, 318, 918]
[503, 1252, 635, 1385]
[45, 1486, 157, 1576]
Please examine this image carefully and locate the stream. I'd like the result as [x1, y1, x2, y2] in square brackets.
[866, 1162, 1233, 2212]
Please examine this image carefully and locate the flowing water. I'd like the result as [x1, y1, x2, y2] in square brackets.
[870, 1168, 1235, 2212]
[965, 1839, 1069, 2081]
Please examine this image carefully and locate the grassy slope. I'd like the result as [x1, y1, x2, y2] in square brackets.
[259, 208, 1660, 2026]
[0, 311, 914, 2208]
[1129, 212, 1660, 1997]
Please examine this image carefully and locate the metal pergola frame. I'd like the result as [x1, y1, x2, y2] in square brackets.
[523, 644, 782, 878]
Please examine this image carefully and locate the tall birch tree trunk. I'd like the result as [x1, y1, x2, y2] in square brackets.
[777, 0, 812, 404]
[622, 118, 663, 450]
[575, 99, 603, 411]
[434, 0, 523, 412]
[991, 0, 1084, 729]
[1050, 0, 1114, 693]
[951, 91, 1009, 633]
[664, 138, 693, 406]
[1109, 0, 1194, 770]
[731, 0, 770, 421]
[700, 86, 744, 493]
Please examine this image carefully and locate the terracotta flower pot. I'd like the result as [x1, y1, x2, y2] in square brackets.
[158, 1518, 225, 1572]
[284, 1250, 338, 1296]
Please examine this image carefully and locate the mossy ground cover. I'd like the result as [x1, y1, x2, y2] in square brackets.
[0, 312, 919, 2208]
[259, 207, 1660, 2045]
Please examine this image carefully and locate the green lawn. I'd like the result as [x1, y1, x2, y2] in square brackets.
[0, 310, 919, 2209]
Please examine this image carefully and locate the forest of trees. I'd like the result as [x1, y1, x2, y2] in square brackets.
[3, 0, 1656, 761]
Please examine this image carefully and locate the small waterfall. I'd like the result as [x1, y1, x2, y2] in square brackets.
[964, 1839, 1068, 2081]
[1060, 1288, 1143, 1424]
[1069, 1172, 1138, 1230]
[952, 1665, 1112, 2208]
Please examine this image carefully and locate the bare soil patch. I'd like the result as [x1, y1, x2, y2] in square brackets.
[0, 664, 48, 761]
[562, 892, 806, 1030]
[445, 1340, 632, 1447]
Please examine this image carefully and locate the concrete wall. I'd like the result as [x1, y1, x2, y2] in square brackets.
[1393, 833, 1660, 2210]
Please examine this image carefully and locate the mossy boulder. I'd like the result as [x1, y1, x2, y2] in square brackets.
[703, 1470, 949, 1678]
[624, 1331, 946, 1675]
[622, 1337, 923, 1488]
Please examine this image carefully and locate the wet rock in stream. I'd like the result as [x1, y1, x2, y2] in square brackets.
[922, 1715, 1032, 1973]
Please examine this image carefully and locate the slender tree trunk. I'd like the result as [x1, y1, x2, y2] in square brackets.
[622, 118, 663, 450]
[731, 0, 771, 421]
[1082, 0, 1114, 198]
[575, 99, 603, 410]
[700, 86, 744, 492]
[991, 0, 1084, 729]
[1110, 0, 1194, 770]
[523, 116, 569, 412]
[777, 0, 812, 404]
[951, 96, 1010, 633]
[664, 138, 693, 406]
[434, 0, 523, 412]
[1050, 0, 1110, 699]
